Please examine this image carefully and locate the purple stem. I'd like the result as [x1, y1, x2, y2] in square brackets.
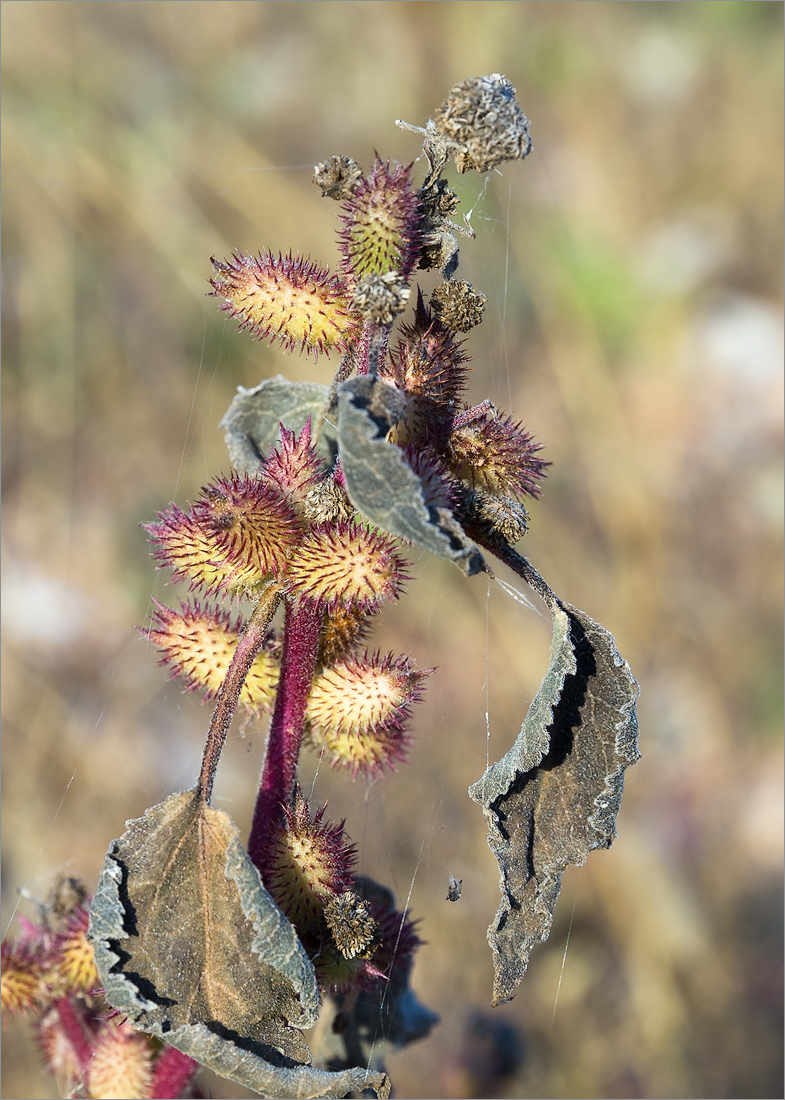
[197, 583, 282, 804]
[54, 997, 92, 1074]
[248, 597, 322, 868]
[149, 1046, 201, 1100]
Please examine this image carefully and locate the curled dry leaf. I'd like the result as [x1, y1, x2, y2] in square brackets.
[89, 790, 390, 1099]
[336, 375, 486, 575]
[468, 589, 640, 1005]
[221, 376, 335, 473]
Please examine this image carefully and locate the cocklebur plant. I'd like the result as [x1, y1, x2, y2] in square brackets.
[2, 75, 639, 1100]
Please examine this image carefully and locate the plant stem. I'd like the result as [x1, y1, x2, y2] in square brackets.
[248, 596, 322, 866]
[149, 1047, 200, 1100]
[480, 539, 557, 608]
[196, 582, 283, 804]
[54, 997, 92, 1074]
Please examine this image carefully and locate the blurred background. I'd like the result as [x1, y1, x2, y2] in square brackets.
[2, 3, 782, 1098]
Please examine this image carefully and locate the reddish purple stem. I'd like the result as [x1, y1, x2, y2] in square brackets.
[149, 1046, 201, 1099]
[54, 997, 92, 1074]
[248, 597, 322, 867]
[197, 583, 282, 804]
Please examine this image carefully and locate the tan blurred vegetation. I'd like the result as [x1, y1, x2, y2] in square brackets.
[2, 3, 782, 1098]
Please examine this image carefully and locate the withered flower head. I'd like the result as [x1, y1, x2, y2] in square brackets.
[350, 271, 411, 325]
[430, 279, 487, 332]
[324, 892, 381, 961]
[313, 154, 363, 200]
[210, 251, 359, 359]
[433, 73, 532, 174]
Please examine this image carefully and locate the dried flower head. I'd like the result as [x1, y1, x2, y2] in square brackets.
[455, 487, 530, 548]
[313, 154, 363, 200]
[433, 73, 532, 174]
[430, 279, 487, 332]
[210, 251, 359, 358]
[324, 892, 381, 961]
[350, 271, 411, 325]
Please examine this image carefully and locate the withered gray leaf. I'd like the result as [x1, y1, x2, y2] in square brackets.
[220, 376, 336, 473]
[468, 598, 640, 1005]
[89, 790, 390, 1098]
[336, 375, 486, 575]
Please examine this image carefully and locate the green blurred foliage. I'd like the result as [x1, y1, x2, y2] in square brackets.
[2, 3, 782, 1098]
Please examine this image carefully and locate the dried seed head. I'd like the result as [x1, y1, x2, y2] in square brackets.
[455, 487, 530, 548]
[143, 600, 279, 709]
[350, 271, 411, 325]
[87, 1023, 154, 1100]
[210, 251, 359, 359]
[447, 401, 549, 498]
[338, 157, 422, 279]
[416, 177, 461, 273]
[430, 279, 487, 332]
[324, 892, 381, 961]
[313, 154, 363, 200]
[303, 478, 355, 526]
[286, 522, 409, 613]
[433, 73, 532, 174]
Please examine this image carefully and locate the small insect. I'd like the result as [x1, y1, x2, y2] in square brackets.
[446, 874, 463, 903]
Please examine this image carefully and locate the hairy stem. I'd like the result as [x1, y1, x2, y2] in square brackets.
[248, 597, 322, 866]
[480, 538, 557, 608]
[197, 582, 283, 803]
[54, 997, 92, 1074]
[149, 1047, 200, 1100]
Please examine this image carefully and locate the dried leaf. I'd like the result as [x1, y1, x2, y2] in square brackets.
[468, 597, 640, 1005]
[89, 790, 390, 1098]
[336, 375, 486, 575]
[220, 376, 336, 473]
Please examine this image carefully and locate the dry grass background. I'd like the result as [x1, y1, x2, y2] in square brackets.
[2, 3, 783, 1098]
